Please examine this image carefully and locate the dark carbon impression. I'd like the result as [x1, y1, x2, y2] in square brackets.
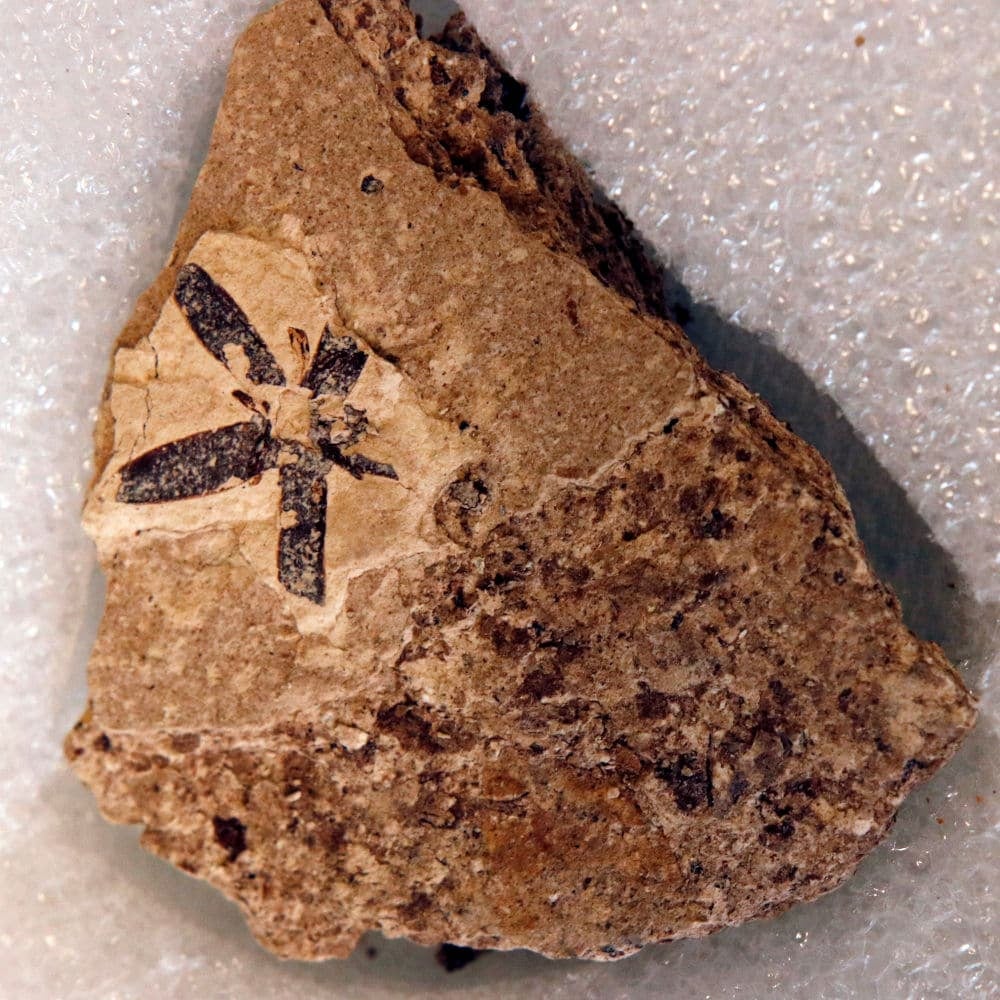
[301, 325, 368, 397]
[117, 420, 279, 503]
[175, 264, 287, 387]
[278, 456, 328, 604]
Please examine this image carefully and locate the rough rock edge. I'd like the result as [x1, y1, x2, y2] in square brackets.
[321, 0, 668, 319]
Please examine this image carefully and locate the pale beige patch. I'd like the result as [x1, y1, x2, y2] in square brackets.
[87, 232, 474, 635]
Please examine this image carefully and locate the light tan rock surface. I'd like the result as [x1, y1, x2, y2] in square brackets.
[66, 0, 976, 961]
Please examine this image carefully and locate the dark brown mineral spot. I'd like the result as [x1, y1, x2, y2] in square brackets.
[636, 684, 672, 720]
[786, 777, 818, 798]
[212, 815, 247, 862]
[761, 817, 796, 843]
[429, 58, 450, 86]
[361, 174, 385, 194]
[376, 701, 442, 754]
[655, 752, 711, 812]
[519, 667, 564, 700]
[700, 507, 735, 540]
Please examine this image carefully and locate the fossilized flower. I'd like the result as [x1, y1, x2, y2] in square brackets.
[117, 263, 397, 604]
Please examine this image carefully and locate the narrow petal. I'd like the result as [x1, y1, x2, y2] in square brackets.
[117, 420, 278, 503]
[174, 264, 286, 386]
[278, 458, 328, 604]
[319, 442, 398, 482]
[301, 325, 368, 397]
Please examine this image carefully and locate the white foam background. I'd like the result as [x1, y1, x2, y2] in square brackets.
[0, 0, 996, 996]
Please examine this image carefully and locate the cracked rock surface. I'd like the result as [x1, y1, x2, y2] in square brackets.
[66, 0, 976, 961]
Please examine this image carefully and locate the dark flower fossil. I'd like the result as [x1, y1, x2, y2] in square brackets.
[117, 263, 397, 604]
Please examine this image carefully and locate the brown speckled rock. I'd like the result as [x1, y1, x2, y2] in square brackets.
[66, 0, 976, 962]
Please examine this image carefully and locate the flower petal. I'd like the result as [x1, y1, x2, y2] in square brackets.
[319, 441, 398, 482]
[301, 325, 367, 397]
[278, 458, 327, 604]
[117, 420, 279, 503]
[175, 264, 286, 386]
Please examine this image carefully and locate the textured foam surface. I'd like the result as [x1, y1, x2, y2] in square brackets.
[0, 0, 996, 996]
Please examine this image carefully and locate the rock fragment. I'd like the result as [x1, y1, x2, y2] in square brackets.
[66, 0, 976, 961]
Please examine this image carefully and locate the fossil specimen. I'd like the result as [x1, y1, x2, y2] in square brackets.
[66, 0, 975, 962]
[117, 263, 397, 603]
